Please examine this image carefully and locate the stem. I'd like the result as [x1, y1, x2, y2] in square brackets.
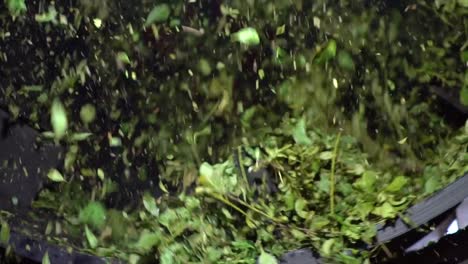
[209, 192, 249, 218]
[330, 132, 342, 215]
[237, 147, 250, 190]
[231, 196, 283, 223]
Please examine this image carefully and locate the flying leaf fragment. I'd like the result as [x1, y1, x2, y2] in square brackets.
[258, 251, 278, 264]
[321, 239, 334, 256]
[135, 231, 160, 252]
[276, 25, 285, 36]
[6, 0, 26, 17]
[314, 39, 337, 64]
[42, 252, 51, 264]
[79, 202, 107, 230]
[232, 27, 260, 46]
[70, 132, 92, 142]
[398, 137, 408, 144]
[117, 52, 131, 65]
[51, 98, 68, 140]
[97, 168, 105, 181]
[80, 104, 96, 124]
[47, 168, 65, 182]
[292, 118, 312, 145]
[145, 4, 170, 26]
[93, 18, 102, 28]
[142, 193, 159, 216]
[385, 176, 408, 192]
[85, 225, 98, 249]
[0, 222, 10, 243]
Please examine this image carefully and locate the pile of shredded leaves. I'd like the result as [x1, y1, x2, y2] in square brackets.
[0, 0, 467, 263]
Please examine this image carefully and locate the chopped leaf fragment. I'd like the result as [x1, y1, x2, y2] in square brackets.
[231, 27, 260, 46]
[51, 98, 68, 140]
[145, 4, 171, 26]
[47, 168, 65, 182]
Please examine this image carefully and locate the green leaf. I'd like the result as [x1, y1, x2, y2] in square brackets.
[6, 0, 27, 16]
[372, 202, 397, 218]
[47, 168, 65, 182]
[231, 27, 260, 46]
[97, 168, 105, 181]
[458, 0, 468, 7]
[80, 104, 96, 124]
[354, 171, 377, 192]
[145, 4, 171, 26]
[0, 222, 10, 244]
[79, 202, 107, 230]
[117, 52, 131, 65]
[424, 175, 440, 194]
[385, 176, 408, 192]
[85, 225, 98, 249]
[160, 248, 174, 264]
[198, 58, 212, 76]
[314, 39, 337, 64]
[276, 25, 286, 36]
[51, 98, 68, 140]
[142, 193, 159, 216]
[337, 50, 355, 71]
[294, 198, 309, 219]
[292, 118, 312, 145]
[321, 239, 335, 256]
[460, 86, 468, 106]
[198, 161, 236, 194]
[319, 151, 333, 160]
[258, 251, 278, 264]
[135, 231, 160, 252]
[35, 6, 57, 23]
[109, 136, 122, 147]
[70, 132, 92, 142]
[92, 18, 102, 28]
[42, 252, 51, 264]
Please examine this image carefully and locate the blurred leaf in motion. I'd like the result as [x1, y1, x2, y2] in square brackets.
[79, 201, 107, 230]
[0, 222, 10, 244]
[51, 98, 68, 140]
[6, 0, 26, 17]
[231, 27, 260, 46]
[314, 39, 337, 64]
[292, 118, 312, 146]
[47, 168, 66, 182]
[258, 251, 278, 264]
[80, 104, 96, 124]
[85, 225, 98, 249]
[145, 4, 170, 26]
[385, 176, 408, 192]
[42, 252, 51, 264]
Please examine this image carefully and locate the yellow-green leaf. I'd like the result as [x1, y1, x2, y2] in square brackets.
[0, 222, 10, 243]
[314, 39, 337, 64]
[6, 0, 26, 16]
[145, 4, 170, 26]
[385, 176, 408, 192]
[258, 251, 278, 264]
[292, 118, 312, 145]
[80, 104, 96, 124]
[142, 193, 159, 216]
[47, 168, 65, 182]
[42, 252, 51, 264]
[135, 231, 160, 252]
[232, 27, 260, 46]
[85, 225, 98, 249]
[51, 98, 68, 140]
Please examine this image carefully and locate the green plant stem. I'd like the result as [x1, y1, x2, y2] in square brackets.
[330, 132, 342, 215]
[231, 196, 283, 223]
[237, 147, 250, 190]
[209, 192, 249, 218]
